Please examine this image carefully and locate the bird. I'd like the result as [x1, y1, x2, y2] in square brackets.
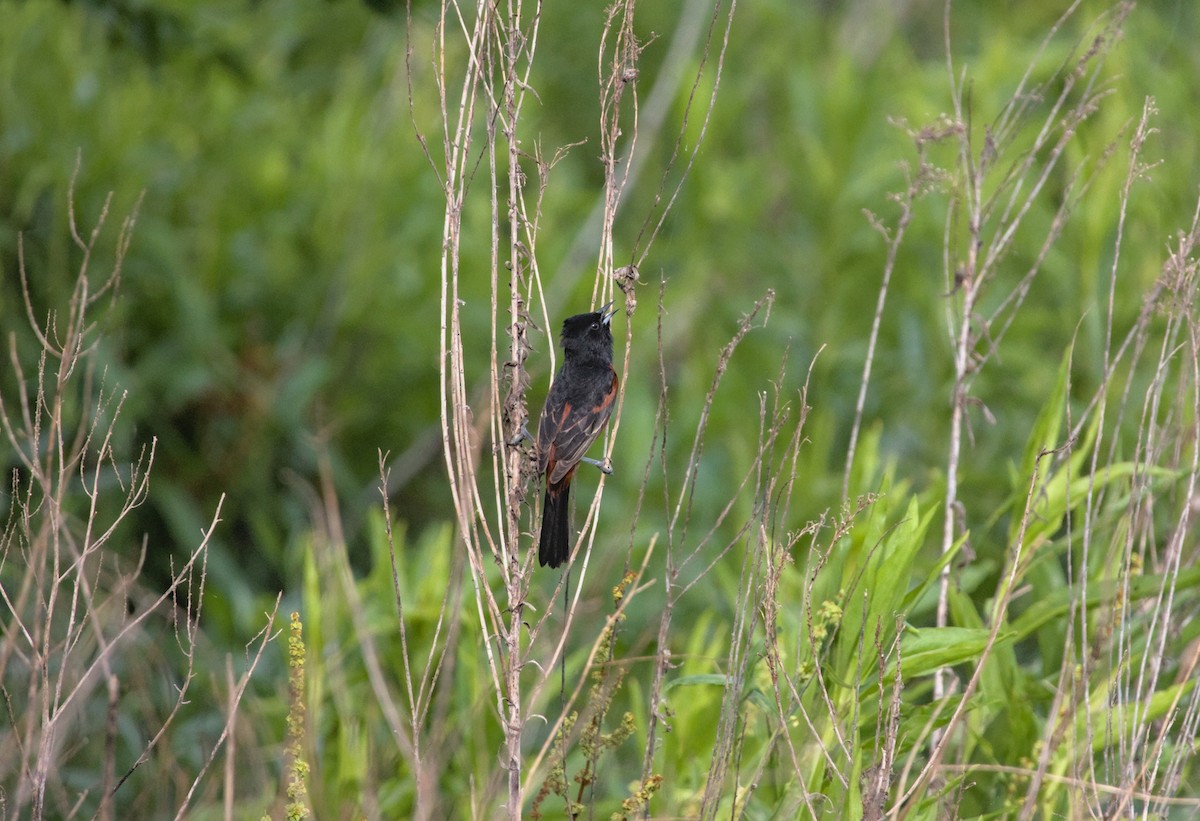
[536, 303, 618, 568]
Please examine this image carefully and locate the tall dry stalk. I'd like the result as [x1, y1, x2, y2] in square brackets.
[407, 0, 737, 816]
[931, 0, 1131, 702]
[0, 171, 268, 820]
[832, 2, 1200, 815]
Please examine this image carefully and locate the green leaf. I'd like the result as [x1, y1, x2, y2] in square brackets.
[898, 626, 1017, 680]
[838, 494, 935, 680]
[663, 673, 731, 693]
[1017, 343, 1072, 488]
[1009, 565, 1200, 641]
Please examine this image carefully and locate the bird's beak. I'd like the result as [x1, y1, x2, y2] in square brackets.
[600, 301, 616, 325]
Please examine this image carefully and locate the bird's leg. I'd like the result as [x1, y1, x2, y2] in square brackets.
[579, 456, 614, 475]
[508, 424, 611, 474]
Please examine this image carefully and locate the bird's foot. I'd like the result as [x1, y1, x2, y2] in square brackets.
[580, 456, 614, 475]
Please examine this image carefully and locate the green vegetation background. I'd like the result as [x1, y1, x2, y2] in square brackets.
[3, 0, 1199, 816]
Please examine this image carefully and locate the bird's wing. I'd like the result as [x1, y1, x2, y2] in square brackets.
[540, 369, 617, 485]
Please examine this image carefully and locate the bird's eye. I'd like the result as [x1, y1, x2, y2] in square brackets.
[591, 322, 599, 330]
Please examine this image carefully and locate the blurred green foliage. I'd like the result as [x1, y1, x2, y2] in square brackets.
[3, 0, 1200, 816]
[3, 0, 1197, 603]
[1, 0, 447, 606]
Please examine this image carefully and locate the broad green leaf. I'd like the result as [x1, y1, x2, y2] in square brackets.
[897, 626, 1017, 679]
[1009, 565, 1200, 641]
[664, 673, 730, 692]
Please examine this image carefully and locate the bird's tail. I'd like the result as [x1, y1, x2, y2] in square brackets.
[538, 479, 571, 568]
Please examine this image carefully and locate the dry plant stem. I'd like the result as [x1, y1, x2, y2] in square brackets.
[757, 491, 883, 817]
[895, 449, 1059, 819]
[1, 170, 284, 820]
[596, 0, 641, 294]
[936, 1, 976, 705]
[1023, 177, 1196, 811]
[933, 0, 1123, 704]
[672, 346, 804, 602]
[1149, 235, 1200, 807]
[1106, 204, 1200, 816]
[630, 0, 738, 269]
[637, 292, 774, 792]
[697, 365, 803, 818]
[495, 2, 543, 814]
[492, 0, 542, 567]
[1017, 94, 1158, 820]
[0, 184, 195, 819]
[940, 764, 1200, 809]
[936, 30, 981, 705]
[844, 190, 913, 503]
[888, 664, 950, 810]
[415, 0, 743, 814]
[775, 515, 860, 793]
[431, 0, 508, 795]
[377, 453, 465, 820]
[523, 548, 655, 782]
[547, 0, 736, 309]
[314, 453, 417, 759]
[98, 667, 119, 821]
[705, 373, 816, 819]
[545, 0, 648, 604]
[551, 0, 708, 293]
[378, 458, 419, 741]
[430, 1, 556, 815]
[2, 202, 138, 697]
[760, 532, 822, 818]
[173, 595, 280, 820]
[877, 623, 905, 818]
[223, 656, 236, 820]
[108, 505, 218, 794]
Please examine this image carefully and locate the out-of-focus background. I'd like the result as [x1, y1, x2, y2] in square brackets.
[3, 0, 1199, 817]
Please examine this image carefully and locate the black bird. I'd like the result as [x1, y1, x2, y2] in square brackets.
[536, 303, 618, 568]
